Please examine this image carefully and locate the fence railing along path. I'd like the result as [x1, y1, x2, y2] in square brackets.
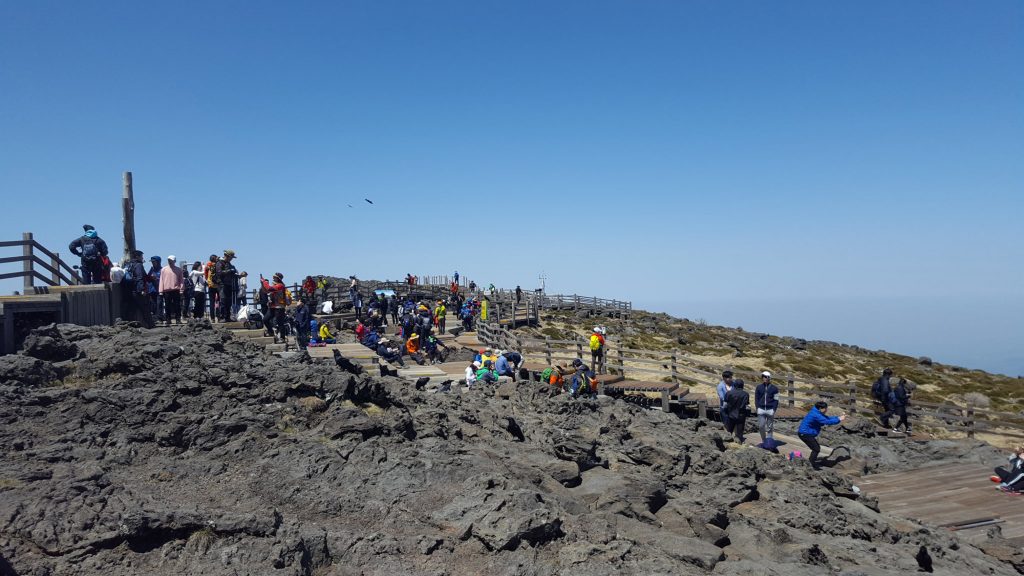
[1, 233, 82, 291]
[474, 320, 1024, 441]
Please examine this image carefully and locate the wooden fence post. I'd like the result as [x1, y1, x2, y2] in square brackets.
[617, 342, 625, 379]
[670, 350, 678, 385]
[22, 232, 33, 293]
[50, 252, 60, 285]
[544, 337, 552, 366]
[847, 380, 856, 411]
[576, 335, 583, 362]
[122, 171, 136, 265]
[787, 375, 795, 408]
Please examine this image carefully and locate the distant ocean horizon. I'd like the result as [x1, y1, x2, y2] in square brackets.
[638, 296, 1024, 378]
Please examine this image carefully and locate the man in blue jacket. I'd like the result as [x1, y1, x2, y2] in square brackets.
[797, 401, 846, 469]
[755, 371, 780, 443]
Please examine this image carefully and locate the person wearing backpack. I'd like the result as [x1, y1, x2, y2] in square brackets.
[755, 371, 780, 443]
[888, 377, 913, 430]
[261, 272, 289, 343]
[123, 250, 154, 328]
[68, 224, 109, 285]
[724, 379, 750, 444]
[589, 327, 606, 374]
[871, 368, 894, 423]
[293, 298, 312, 350]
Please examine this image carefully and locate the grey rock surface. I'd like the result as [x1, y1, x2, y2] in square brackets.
[0, 322, 1019, 575]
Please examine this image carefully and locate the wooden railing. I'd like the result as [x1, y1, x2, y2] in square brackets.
[0, 233, 82, 292]
[538, 293, 632, 316]
[475, 320, 1024, 441]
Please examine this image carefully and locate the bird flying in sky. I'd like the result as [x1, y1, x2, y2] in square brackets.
[364, 198, 374, 205]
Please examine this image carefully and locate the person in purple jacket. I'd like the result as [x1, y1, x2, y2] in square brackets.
[797, 401, 846, 469]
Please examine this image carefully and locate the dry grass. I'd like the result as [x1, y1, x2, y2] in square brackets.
[298, 396, 328, 413]
[186, 527, 217, 554]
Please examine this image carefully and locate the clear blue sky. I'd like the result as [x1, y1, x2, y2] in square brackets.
[2, 1, 1022, 373]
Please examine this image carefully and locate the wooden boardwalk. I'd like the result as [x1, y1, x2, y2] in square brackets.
[858, 462, 1024, 540]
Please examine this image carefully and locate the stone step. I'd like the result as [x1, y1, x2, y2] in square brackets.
[215, 321, 248, 330]
[397, 366, 448, 380]
[230, 329, 269, 339]
[265, 343, 288, 353]
[247, 336, 279, 346]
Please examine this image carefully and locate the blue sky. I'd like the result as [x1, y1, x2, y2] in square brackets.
[2, 1, 1022, 373]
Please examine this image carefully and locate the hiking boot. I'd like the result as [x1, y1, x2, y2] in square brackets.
[892, 427, 900, 433]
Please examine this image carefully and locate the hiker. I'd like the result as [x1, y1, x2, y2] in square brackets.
[157, 255, 185, 326]
[215, 250, 239, 322]
[495, 352, 516, 381]
[294, 298, 311, 350]
[318, 320, 336, 344]
[188, 262, 206, 318]
[453, 270, 459, 285]
[871, 368, 894, 424]
[355, 319, 368, 343]
[568, 359, 596, 399]
[465, 361, 479, 387]
[423, 335, 449, 364]
[541, 365, 565, 389]
[316, 275, 329, 302]
[589, 327, 606, 374]
[389, 295, 400, 326]
[502, 350, 523, 374]
[797, 401, 847, 469]
[204, 254, 220, 321]
[887, 378, 913, 433]
[349, 276, 359, 301]
[235, 271, 249, 317]
[993, 446, 1024, 492]
[146, 256, 163, 321]
[377, 338, 405, 366]
[476, 360, 500, 385]
[69, 224, 109, 285]
[417, 305, 433, 342]
[260, 272, 290, 342]
[724, 379, 750, 443]
[469, 280, 477, 292]
[755, 371, 780, 443]
[352, 290, 363, 320]
[716, 371, 735, 429]
[405, 333, 425, 365]
[123, 250, 154, 328]
[462, 304, 474, 331]
[434, 301, 446, 334]
[302, 276, 316, 305]
[515, 285, 523, 303]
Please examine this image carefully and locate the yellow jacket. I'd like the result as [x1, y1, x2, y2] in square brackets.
[319, 324, 334, 340]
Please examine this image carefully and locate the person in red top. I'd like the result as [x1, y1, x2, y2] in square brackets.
[260, 272, 289, 343]
[355, 319, 368, 343]
[302, 275, 316, 306]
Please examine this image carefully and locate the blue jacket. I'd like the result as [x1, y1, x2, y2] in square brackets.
[495, 355, 512, 375]
[798, 407, 841, 437]
[716, 381, 729, 407]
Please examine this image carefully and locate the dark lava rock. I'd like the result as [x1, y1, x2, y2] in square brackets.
[0, 322, 1019, 575]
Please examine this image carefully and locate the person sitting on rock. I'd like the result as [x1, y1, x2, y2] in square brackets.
[992, 445, 1024, 492]
[475, 360, 499, 385]
[318, 321, 336, 344]
[797, 401, 847, 470]
[724, 379, 750, 444]
[377, 338, 405, 367]
[465, 361, 480, 387]
[495, 351, 517, 381]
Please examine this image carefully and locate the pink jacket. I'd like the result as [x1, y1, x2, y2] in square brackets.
[159, 264, 184, 293]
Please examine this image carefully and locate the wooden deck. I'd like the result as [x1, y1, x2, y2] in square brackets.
[858, 462, 1024, 539]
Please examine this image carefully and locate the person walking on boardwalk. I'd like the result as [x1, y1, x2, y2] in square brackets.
[589, 327, 606, 374]
[515, 285, 523, 304]
[755, 371, 779, 443]
[992, 446, 1024, 492]
[716, 371, 735, 430]
[124, 250, 154, 328]
[724, 379, 750, 444]
[215, 250, 239, 322]
[158, 255, 185, 326]
[797, 401, 846, 469]
[434, 300, 447, 334]
[188, 262, 207, 319]
[887, 378, 913, 433]
[68, 224, 109, 285]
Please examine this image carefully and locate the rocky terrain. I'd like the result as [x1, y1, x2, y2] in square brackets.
[1, 321, 1022, 575]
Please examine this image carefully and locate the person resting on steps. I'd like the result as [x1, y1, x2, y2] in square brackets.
[992, 445, 1024, 492]
[318, 321, 336, 344]
[476, 360, 499, 385]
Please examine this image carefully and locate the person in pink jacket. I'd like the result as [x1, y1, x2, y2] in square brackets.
[158, 255, 185, 326]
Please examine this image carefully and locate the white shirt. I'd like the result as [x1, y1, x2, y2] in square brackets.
[189, 269, 206, 292]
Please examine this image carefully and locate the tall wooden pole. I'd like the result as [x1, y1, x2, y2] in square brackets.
[122, 171, 136, 264]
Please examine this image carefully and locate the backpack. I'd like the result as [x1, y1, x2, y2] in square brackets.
[887, 390, 898, 406]
[81, 240, 100, 265]
[871, 378, 885, 402]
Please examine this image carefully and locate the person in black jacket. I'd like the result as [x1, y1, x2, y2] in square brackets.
[293, 298, 312, 350]
[724, 379, 750, 444]
[123, 250, 154, 329]
[889, 378, 912, 433]
[215, 250, 239, 322]
[755, 370, 780, 442]
[68, 224, 109, 285]
[994, 446, 1024, 492]
[872, 368, 894, 425]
